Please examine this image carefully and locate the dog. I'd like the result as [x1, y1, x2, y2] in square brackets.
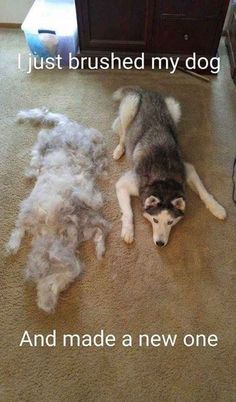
[6, 108, 109, 313]
[112, 87, 226, 247]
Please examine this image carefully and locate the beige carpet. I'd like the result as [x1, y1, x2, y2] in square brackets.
[0, 30, 236, 402]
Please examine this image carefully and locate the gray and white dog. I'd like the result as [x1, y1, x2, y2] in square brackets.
[113, 87, 226, 247]
[6, 108, 109, 313]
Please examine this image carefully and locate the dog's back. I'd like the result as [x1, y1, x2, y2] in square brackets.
[114, 87, 185, 189]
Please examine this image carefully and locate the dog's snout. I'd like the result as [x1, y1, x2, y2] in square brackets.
[156, 240, 165, 247]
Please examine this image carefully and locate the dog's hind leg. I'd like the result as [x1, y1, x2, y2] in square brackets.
[112, 116, 126, 160]
[17, 108, 68, 127]
[6, 225, 25, 255]
[165, 97, 181, 125]
[112, 117, 122, 135]
[6, 209, 28, 254]
[26, 147, 42, 178]
[184, 162, 226, 220]
[37, 262, 81, 313]
[112, 93, 140, 160]
[116, 170, 139, 243]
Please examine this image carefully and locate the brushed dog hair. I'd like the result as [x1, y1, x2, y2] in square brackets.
[112, 87, 226, 247]
[6, 108, 109, 313]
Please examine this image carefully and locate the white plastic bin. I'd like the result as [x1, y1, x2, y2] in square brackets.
[22, 0, 79, 66]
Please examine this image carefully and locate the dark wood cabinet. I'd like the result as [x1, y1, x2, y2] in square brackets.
[76, 0, 155, 52]
[153, 19, 220, 55]
[158, 0, 225, 19]
[76, 0, 229, 60]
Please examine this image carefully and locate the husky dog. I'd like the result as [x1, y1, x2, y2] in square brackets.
[112, 87, 226, 247]
[6, 108, 109, 313]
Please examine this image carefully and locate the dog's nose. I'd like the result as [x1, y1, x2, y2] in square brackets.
[156, 241, 165, 247]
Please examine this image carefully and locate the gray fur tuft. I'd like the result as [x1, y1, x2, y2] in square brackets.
[7, 108, 110, 313]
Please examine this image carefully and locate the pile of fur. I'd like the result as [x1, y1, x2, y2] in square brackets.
[6, 108, 109, 313]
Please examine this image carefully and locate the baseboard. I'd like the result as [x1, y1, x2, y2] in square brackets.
[0, 23, 21, 29]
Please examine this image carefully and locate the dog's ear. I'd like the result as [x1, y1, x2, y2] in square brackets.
[144, 196, 160, 210]
[171, 197, 186, 212]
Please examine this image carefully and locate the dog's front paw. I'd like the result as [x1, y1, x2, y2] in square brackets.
[121, 225, 134, 244]
[113, 144, 125, 160]
[209, 200, 227, 220]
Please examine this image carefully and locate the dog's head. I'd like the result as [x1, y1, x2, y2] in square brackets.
[141, 180, 186, 247]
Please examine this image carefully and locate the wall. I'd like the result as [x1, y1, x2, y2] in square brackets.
[0, 0, 232, 28]
[0, 0, 34, 23]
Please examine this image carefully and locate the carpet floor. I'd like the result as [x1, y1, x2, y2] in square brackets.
[0, 30, 235, 402]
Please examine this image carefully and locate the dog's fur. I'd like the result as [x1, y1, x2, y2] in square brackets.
[113, 87, 226, 246]
[6, 108, 109, 313]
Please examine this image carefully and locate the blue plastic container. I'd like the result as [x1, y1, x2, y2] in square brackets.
[22, 0, 79, 66]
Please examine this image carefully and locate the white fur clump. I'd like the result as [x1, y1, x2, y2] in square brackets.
[7, 108, 109, 313]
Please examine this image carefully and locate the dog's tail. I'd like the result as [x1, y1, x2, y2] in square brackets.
[17, 107, 68, 127]
[165, 97, 181, 125]
[113, 86, 141, 102]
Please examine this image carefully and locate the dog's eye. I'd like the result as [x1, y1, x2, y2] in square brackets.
[153, 218, 159, 224]
[167, 220, 173, 225]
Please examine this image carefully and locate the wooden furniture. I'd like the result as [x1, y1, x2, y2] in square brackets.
[226, 7, 236, 82]
[76, 0, 229, 63]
